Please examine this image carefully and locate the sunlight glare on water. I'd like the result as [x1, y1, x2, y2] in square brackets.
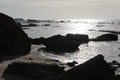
[38, 43, 98, 64]
[24, 19, 120, 67]
[64, 23, 94, 35]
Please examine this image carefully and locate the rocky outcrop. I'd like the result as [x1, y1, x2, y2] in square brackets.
[66, 61, 78, 67]
[66, 34, 89, 43]
[0, 13, 31, 55]
[54, 55, 115, 80]
[42, 24, 51, 26]
[90, 34, 118, 41]
[32, 34, 89, 52]
[31, 37, 45, 45]
[18, 23, 38, 27]
[98, 30, 120, 35]
[32, 33, 118, 53]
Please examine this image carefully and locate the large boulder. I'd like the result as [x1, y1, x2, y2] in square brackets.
[90, 34, 118, 41]
[66, 34, 89, 43]
[32, 34, 89, 52]
[0, 13, 31, 55]
[55, 55, 115, 80]
[3, 60, 65, 80]
[31, 37, 45, 45]
[44, 34, 89, 52]
[98, 30, 120, 35]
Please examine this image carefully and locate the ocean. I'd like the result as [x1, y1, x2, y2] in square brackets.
[23, 19, 120, 67]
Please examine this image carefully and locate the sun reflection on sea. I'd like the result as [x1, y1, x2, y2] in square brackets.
[25, 19, 106, 65]
[64, 22, 94, 35]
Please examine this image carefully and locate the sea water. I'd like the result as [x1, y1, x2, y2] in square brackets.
[23, 19, 120, 65]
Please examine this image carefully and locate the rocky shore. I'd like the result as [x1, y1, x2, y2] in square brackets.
[2, 54, 119, 80]
[31, 33, 118, 53]
[0, 13, 120, 80]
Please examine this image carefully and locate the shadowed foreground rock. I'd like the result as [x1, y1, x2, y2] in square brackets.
[90, 34, 118, 41]
[0, 13, 31, 55]
[51, 55, 115, 80]
[3, 55, 115, 80]
[32, 34, 89, 52]
[3, 60, 65, 80]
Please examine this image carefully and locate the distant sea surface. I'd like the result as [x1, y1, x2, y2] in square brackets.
[23, 19, 120, 66]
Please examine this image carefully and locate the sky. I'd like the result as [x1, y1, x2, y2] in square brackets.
[0, 0, 120, 19]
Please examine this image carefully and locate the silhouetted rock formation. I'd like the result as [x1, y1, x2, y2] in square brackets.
[31, 34, 89, 52]
[4, 61, 65, 80]
[20, 23, 38, 27]
[42, 24, 51, 26]
[32, 33, 118, 52]
[54, 55, 115, 80]
[67, 61, 78, 67]
[90, 34, 118, 41]
[0, 13, 31, 55]
[108, 60, 120, 72]
[31, 37, 45, 45]
[98, 30, 120, 34]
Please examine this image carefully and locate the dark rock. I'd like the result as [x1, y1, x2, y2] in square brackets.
[55, 55, 115, 80]
[31, 37, 45, 45]
[42, 24, 50, 26]
[27, 19, 39, 23]
[31, 34, 89, 52]
[90, 34, 118, 41]
[60, 20, 65, 23]
[116, 75, 120, 80]
[0, 13, 31, 55]
[3, 61, 65, 79]
[28, 23, 38, 26]
[20, 23, 38, 27]
[43, 34, 73, 52]
[66, 34, 89, 43]
[108, 60, 120, 71]
[22, 27, 30, 29]
[112, 60, 118, 65]
[44, 59, 61, 63]
[28, 58, 34, 60]
[98, 30, 120, 34]
[67, 61, 78, 67]
[96, 24, 104, 27]
[43, 34, 89, 52]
